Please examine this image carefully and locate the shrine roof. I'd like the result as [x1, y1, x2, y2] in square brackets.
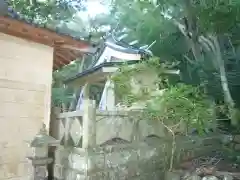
[104, 37, 149, 55]
[64, 35, 152, 85]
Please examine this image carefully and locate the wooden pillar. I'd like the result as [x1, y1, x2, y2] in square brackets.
[82, 99, 96, 148]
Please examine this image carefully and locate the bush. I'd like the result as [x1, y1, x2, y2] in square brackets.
[112, 57, 214, 134]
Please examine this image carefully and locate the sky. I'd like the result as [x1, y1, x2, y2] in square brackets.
[86, 1, 108, 17]
[76, 1, 109, 19]
[64, 1, 110, 36]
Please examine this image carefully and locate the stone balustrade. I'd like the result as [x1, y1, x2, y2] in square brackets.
[26, 99, 227, 180]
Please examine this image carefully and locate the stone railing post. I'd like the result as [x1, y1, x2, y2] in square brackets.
[82, 99, 96, 148]
[81, 100, 96, 179]
[27, 123, 60, 180]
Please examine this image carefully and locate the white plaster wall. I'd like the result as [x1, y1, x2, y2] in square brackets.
[0, 33, 53, 180]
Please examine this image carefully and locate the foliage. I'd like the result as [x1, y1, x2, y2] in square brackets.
[8, 0, 83, 24]
[9, 0, 240, 126]
[107, 0, 187, 59]
[112, 58, 213, 133]
[112, 58, 214, 170]
[51, 55, 97, 108]
[144, 84, 213, 133]
[112, 58, 169, 104]
[51, 87, 73, 107]
[192, 0, 240, 34]
[103, 0, 240, 126]
[51, 60, 81, 108]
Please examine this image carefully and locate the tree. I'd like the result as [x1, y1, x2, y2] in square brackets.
[8, 0, 86, 25]
[95, 0, 240, 125]
[173, 0, 240, 125]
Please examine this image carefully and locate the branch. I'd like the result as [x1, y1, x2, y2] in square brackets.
[161, 11, 212, 56]
[183, 55, 195, 64]
[172, 19, 216, 53]
[172, 19, 188, 37]
[228, 36, 236, 56]
[160, 120, 179, 171]
[200, 35, 216, 53]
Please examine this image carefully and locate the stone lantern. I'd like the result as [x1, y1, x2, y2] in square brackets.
[27, 123, 60, 180]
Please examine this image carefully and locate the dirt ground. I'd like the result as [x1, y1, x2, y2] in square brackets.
[178, 151, 240, 173]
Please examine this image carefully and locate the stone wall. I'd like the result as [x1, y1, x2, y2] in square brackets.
[50, 100, 225, 180]
[53, 134, 223, 180]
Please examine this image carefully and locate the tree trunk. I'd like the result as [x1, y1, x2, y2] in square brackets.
[211, 36, 238, 125]
[181, 0, 205, 80]
[176, 0, 238, 125]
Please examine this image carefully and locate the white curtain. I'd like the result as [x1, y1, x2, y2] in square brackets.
[75, 88, 84, 110]
[99, 79, 115, 111]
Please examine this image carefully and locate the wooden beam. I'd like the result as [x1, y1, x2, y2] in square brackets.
[55, 52, 71, 63]
[69, 50, 81, 59]
[1, 25, 52, 45]
[53, 49, 66, 70]
[53, 59, 61, 70]
[58, 44, 97, 54]
[54, 57, 71, 69]
[66, 51, 79, 60]
[55, 47, 80, 61]
[53, 58, 62, 70]
[0, 16, 90, 48]
[53, 64, 59, 70]
[54, 56, 67, 67]
[0, 16, 92, 70]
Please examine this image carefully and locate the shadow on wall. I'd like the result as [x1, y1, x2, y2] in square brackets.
[98, 135, 162, 147]
[99, 137, 131, 146]
[144, 134, 162, 145]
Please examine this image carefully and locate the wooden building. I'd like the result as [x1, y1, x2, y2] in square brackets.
[0, 11, 91, 179]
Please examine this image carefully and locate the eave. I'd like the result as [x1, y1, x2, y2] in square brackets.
[0, 16, 92, 70]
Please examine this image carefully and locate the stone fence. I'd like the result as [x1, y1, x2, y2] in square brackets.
[27, 99, 228, 180]
[52, 100, 184, 148]
[52, 135, 223, 180]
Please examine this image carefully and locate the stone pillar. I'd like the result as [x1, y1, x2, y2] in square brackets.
[82, 99, 96, 148]
[27, 123, 60, 180]
[82, 100, 96, 179]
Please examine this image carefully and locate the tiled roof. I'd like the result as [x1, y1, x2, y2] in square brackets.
[6, 7, 88, 41]
[0, 7, 91, 70]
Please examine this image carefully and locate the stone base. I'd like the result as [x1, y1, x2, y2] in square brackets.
[53, 135, 222, 180]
